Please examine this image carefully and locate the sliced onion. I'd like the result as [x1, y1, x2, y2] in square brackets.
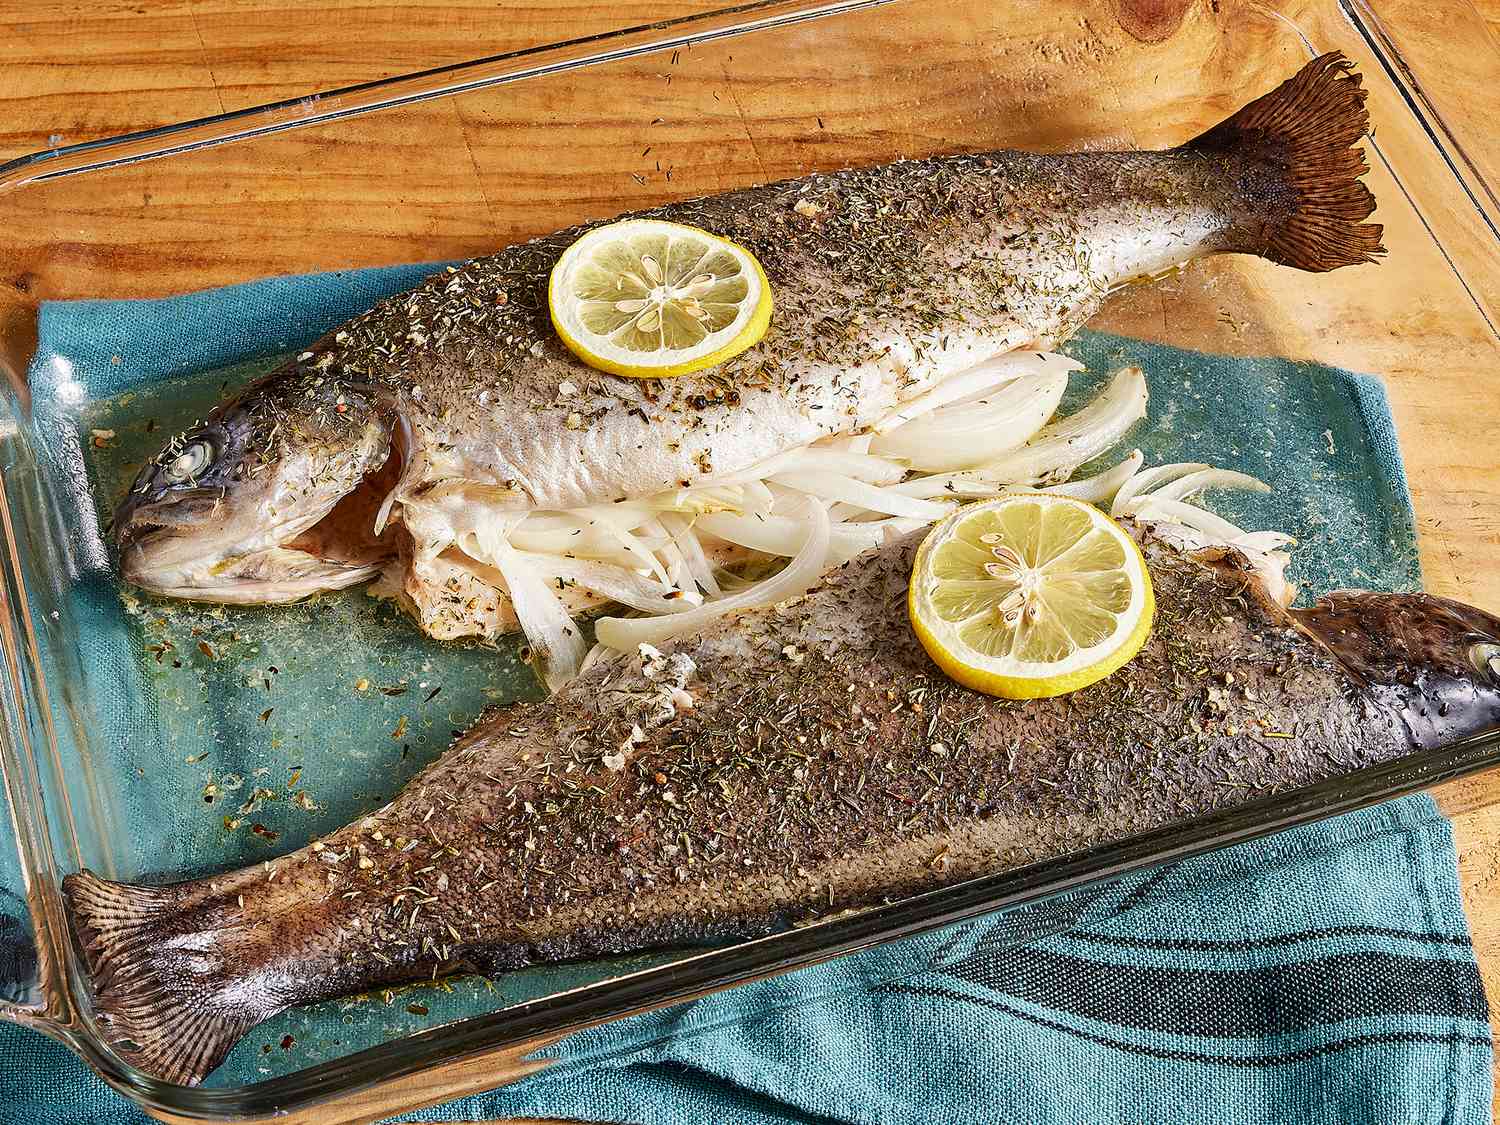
[1231, 530, 1297, 553]
[659, 512, 722, 597]
[915, 368, 1068, 436]
[1039, 451, 1144, 503]
[824, 515, 927, 564]
[587, 508, 670, 583]
[511, 551, 701, 613]
[596, 500, 832, 651]
[698, 447, 804, 488]
[487, 537, 588, 692]
[826, 501, 866, 522]
[1123, 496, 1248, 542]
[1140, 468, 1270, 505]
[696, 510, 867, 559]
[511, 510, 580, 535]
[771, 471, 955, 520]
[888, 473, 1013, 500]
[890, 367, 1147, 497]
[695, 511, 809, 557]
[643, 517, 692, 591]
[520, 504, 663, 535]
[869, 371, 1069, 472]
[512, 510, 591, 537]
[511, 510, 652, 559]
[739, 478, 776, 514]
[646, 485, 747, 516]
[974, 366, 1148, 485]
[822, 432, 874, 455]
[770, 448, 907, 484]
[1110, 462, 1209, 516]
[871, 351, 1081, 434]
[508, 521, 636, 566]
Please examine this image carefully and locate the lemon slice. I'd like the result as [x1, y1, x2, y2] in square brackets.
[549, 219, 772, 379]
[908, 495, 1154, 699]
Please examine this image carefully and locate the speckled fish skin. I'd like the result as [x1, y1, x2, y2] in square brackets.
[281, 148, 1243, 511]
[66, 526, 1500, 1085]
[112, 54, 1382, 611]
[148, 149, 1247, 513]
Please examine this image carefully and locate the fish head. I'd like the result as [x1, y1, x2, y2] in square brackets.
[1297, 591, 1500, 750]
[113, 368, 398, 603]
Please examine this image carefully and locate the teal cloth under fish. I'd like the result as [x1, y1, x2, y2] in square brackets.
[0, 266, 1488, 1123]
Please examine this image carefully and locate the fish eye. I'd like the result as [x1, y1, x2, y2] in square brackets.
[1472, 643, 1500, 684]
[162, 439, 214, 485]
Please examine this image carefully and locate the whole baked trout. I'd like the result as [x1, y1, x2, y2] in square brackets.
[68, 528, 1500, 1085]
[112, 55, 1383, 658]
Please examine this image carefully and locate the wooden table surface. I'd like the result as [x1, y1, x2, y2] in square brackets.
[3, 1, 1500, 1121]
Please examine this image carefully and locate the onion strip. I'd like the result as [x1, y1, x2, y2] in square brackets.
[771, 471, 955, 520]
[511, 552, 701, 613]
[1230, 530, 1297, 553]
[588, 508, 670, 583]
[1123, 496, 1248, 541]
[596, 500, 832, 651]
[770, 448, 908, 484]
[1110, 462, 1209, 516]
[695, 510, 885, 559]
[871, 351, 1082, 433]
[1039, 451, 1144, 504]
[969, 365, 1148, 486]
[488, 537, 588, 692]
[1141, 468, 1271, 505]
[659, 512, 722, 597]
[869, 371, 1069, 472]
[890, 367, 1147, 498]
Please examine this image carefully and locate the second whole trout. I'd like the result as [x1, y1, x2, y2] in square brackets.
[68, 524, 1500, 1085]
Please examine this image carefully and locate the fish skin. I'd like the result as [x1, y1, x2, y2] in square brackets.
[112, 54, 1382, 621]
[65, 525, 1500, 1085]
[271, 148, 1236, 513]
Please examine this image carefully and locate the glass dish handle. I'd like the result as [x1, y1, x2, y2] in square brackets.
[0, 813, 53, 1032]
[0, 535, 67, 1033]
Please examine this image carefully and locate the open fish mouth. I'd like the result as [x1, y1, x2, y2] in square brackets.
[117, 532, 391, 604]
[123, 549, 389, 604]
[115, 453, 401, 604]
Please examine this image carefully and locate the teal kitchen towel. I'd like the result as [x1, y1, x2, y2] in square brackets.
[0, 263, 1484, 1123]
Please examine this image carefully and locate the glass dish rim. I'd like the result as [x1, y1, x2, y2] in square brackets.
[1, 0, 1498, 1117]
[0, 0, 899, 196]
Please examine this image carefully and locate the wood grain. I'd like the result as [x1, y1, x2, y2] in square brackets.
[1, 0, 1498, 1121]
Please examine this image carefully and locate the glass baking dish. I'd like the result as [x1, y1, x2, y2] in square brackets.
[2, 0, 1499, 1118]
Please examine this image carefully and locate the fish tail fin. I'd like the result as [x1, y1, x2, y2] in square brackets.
[64, 870, 256, 1086]
[1188, 50, 1384, 272]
